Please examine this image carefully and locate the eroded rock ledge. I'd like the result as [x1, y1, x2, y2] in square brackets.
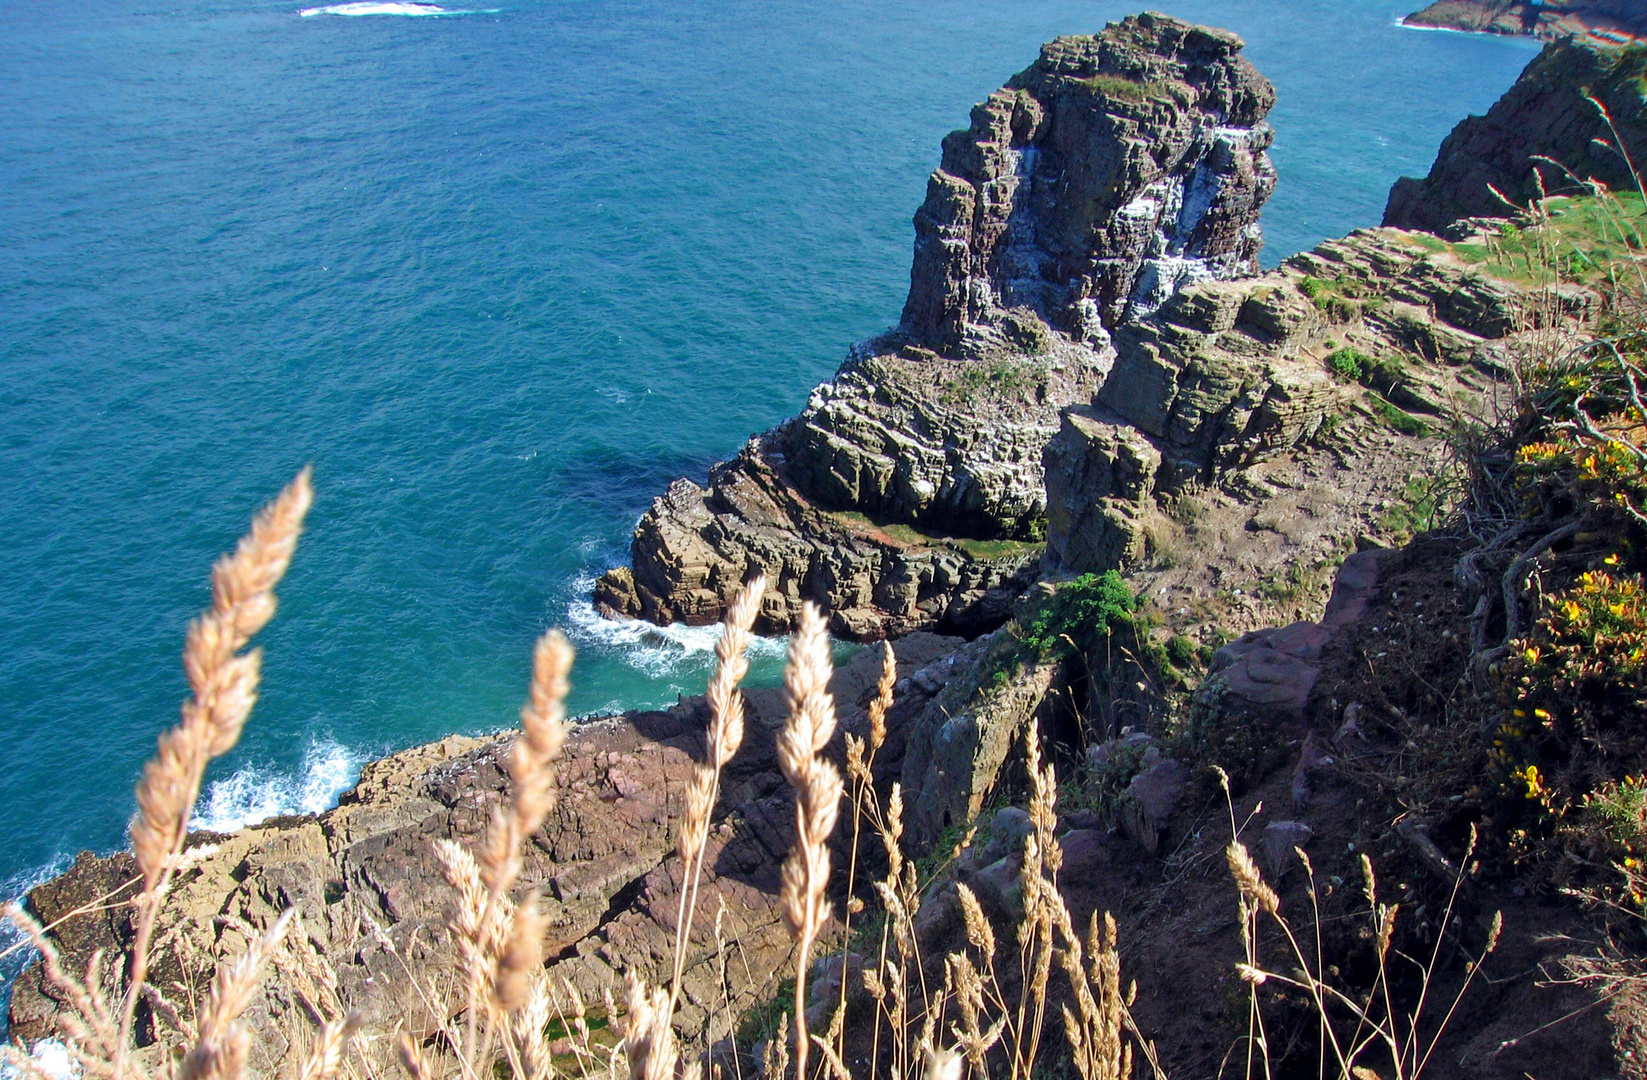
[596, 13, 1278, 639]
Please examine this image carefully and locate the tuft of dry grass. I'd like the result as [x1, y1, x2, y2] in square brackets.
[123, 467, 314, 1074]
[671, 573, 765, 1014]
[777, 602, 845, 1080]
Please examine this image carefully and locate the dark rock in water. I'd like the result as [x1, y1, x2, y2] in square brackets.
[596, 13, 1277, 638]
[1384, 38, 1647, 232]
[1402, 0, 1647, 42]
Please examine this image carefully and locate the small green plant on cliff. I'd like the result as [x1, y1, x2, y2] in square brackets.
[1299, 274, 1374, 323]
[1326, 346, 1371, 381]
[1079, 72, 1166, 102]
[940, 358, 1042, 405]
[1370, 393, 1434, 438]
[1017, 570, 1138, 659]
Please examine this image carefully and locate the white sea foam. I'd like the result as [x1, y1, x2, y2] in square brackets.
[193, 739, 363, 833]
[7, 1042, 76, 1080]
[300, 3, 457, 17]
[563, 573, 787, 680]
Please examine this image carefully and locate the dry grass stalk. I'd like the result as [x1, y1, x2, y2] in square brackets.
[832, 641, 896, 1060]
[397, 1033, 432, 1080]
[4, 903, 126, 1079]
[296, 1015, 358, 1080]
[179, 910, 295, 1080]
[622, 973, 696, 1080]
[462, 628, 572, 1060]
[1221, 786, 1502, 1079]
[671, 573, 765, 1013]
[1011, 725, 1059, 1079]
[117, 468, 313, 1079]
[1052, 911, 1133, 1080]
[777, 602, 844, 1080]
[495, 891, 547, 1015]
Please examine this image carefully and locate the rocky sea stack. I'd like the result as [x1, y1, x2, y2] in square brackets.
[594, 13, 1278, 639]
[16, 18, 1647, 1079]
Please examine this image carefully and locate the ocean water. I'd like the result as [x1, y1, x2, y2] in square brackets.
[0, 0, 1538, 893]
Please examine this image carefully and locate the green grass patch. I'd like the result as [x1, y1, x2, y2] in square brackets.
[1298, 274, 1376, 323]
[1079, 72, 1168, 102]
[1326, 348, 1407, 396]
[828, 510, 1043, 560]
[1411, 191, 1647, 286]
[940, 359, 1043, 405]
[1378, 473, 1447, 542]
[1369, 393, 1433, 438]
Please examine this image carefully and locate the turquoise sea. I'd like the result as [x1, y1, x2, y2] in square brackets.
[0, 0, 1538, 896]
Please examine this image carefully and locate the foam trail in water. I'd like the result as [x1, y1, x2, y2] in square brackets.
[299, 3, 473, 17]
[563, 573, 787, 680]
[194, 739, 363, 833]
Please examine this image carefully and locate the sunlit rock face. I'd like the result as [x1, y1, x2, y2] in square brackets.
[901, 12, 1277, 356]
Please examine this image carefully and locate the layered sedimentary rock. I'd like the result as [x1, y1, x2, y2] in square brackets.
[903, 12, 1276, 350]
[1403, 0, 1647, 41]
[597, 13, 1276, 637]
[592, 428, 1045, 641]
[1385, 38, 1647, 232]
[1044, 223, 1597, 577]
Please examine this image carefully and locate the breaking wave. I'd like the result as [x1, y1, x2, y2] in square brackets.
[299, 4, 477, 17]
[562, 573, 788, 681]
[193, 739, 364, 833]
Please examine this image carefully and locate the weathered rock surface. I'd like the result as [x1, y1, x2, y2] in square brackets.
[1045, 222, 1595, 580]
[1385, 37, 1647, 232]
[592, 428, 1046, 641]
[1403, 0, 1647, 41]
[9, 634, 964, 1058]
[596, 13, 1278, 638]
[903, 12, 1276, 352]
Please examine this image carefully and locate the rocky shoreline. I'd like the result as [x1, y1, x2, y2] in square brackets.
[13, 19, 1643, 1078]
[1403, 0, 1647, 42]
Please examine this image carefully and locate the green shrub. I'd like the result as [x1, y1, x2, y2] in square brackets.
[1017, 570, 1136, 659]
[1165, 634, 1200, 668]
[979, 571, 1141, 690]
[1327, 347, 1370, 381]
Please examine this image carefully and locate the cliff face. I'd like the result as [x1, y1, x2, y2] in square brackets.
[902, 14, 1276, 352]
[595, 13, 1276, 638]
[1384, 38, 1647, 232]
[1403, 0, 1647, 41]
